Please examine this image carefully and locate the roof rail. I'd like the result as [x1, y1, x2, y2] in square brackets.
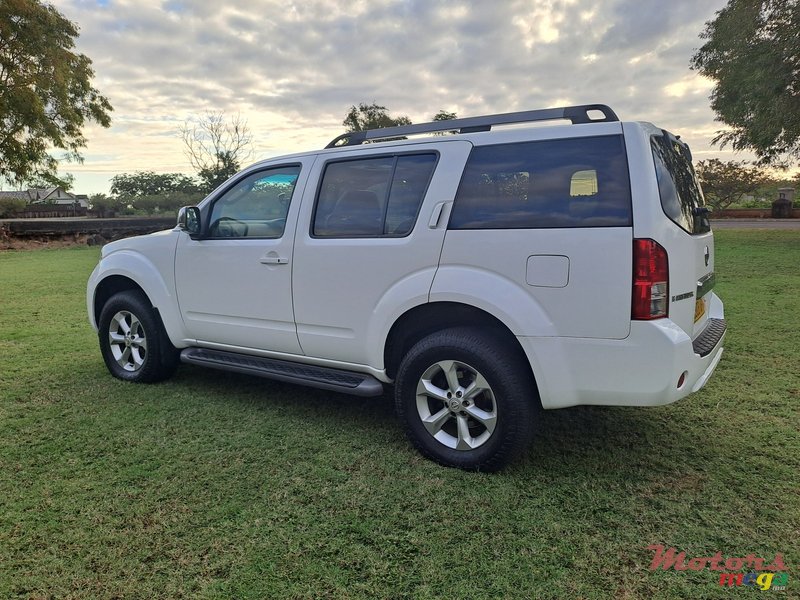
[325, 104, 619, 148]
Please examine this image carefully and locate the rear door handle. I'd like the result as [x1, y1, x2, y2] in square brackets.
[428, 202, 450, 228]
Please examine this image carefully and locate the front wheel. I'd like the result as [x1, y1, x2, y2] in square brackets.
[98, 290, 179, 383]
[395, 327, 537, 471]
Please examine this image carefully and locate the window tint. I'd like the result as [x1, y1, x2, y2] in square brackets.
[209, 166, 300, 238]
[651, 134, 710, 234]
[449, 136, 632, 229]
[313, 153, 437, 237]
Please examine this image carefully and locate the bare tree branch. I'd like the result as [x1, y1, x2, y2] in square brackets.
[180, 111, 254, 191]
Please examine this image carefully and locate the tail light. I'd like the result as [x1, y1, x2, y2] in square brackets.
[632, 239, 668, 320]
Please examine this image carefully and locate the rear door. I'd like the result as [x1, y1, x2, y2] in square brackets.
[292, 141, 473, 365]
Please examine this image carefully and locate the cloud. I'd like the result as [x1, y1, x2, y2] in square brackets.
[50, 0, 734, 193]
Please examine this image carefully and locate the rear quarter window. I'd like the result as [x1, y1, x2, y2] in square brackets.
[650, 134, 710, 235]
[449, 135, 632, 229]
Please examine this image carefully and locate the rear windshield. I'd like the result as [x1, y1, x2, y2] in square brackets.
[651, 133, 710, 234]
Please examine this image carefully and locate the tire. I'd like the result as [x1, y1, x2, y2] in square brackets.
[394, 327, 537, 471]
[98, 290, 179, 383]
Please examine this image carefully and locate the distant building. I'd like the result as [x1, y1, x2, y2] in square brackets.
[0, 187, 89, 208]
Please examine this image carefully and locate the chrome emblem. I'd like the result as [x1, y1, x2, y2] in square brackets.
[704, 246, 710, 267]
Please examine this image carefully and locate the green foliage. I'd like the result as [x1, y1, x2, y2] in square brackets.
[431, 110, 457, 121]
[197, 151, 238, 192]
[110, 171, 201, 198]
[132, 192, 203, 216]
[0, 0, 112, 185]
[691, 0, 800, 165]
[343, 102, 412, 132]
[95, 178, 203, 216]
[0, 197, 26, 217]
[0, 233, 798, 598]
[431, 109, 458, 136]
[750, 176, 797, 206]
[87, 193, 123, 217]
[695, 158, 771, 210]
[23, 171, 75, 191]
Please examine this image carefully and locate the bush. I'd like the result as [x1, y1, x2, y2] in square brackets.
[0, 197, 26, 218]
[89, 194, 123, 217]
[131, 192, 204, 216]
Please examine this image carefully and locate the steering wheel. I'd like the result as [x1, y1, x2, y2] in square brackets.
[211, 217, 249, 237]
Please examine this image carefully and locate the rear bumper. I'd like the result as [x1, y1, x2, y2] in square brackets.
[520, 292, 726, 409]
[692, 318, 726, 357]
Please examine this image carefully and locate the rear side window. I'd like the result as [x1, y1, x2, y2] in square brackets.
[313, 153, 437, 237]
[449, 135, 631, 229]
[651, 134, 710, 234]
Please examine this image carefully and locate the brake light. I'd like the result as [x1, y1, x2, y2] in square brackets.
[632, 239, 669, 320]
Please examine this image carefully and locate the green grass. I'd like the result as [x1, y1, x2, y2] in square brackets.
[0, 231, 798, 599]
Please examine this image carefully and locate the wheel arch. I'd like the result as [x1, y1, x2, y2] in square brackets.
[93, 275, 148, 326]
[88, 248, 188, 346]
[93, 275, 179, 348]
[384, 301, 540, 396]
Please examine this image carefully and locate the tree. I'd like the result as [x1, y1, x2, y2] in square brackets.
[691, 0, 800, 166]
[110, 171, 203, 216]
[0, 0, 112, 186]
[342, 103, 412, 132]
[132, 192, 198, 216]
[88, 193, 123, 217]
[431, 110, 457, 122]
[110, 171, 201, 198]
[24, 172, 75, 191]
[430, 110, 458, 135]
[180, 112, 253, 192]
[695, 159, 771, 210]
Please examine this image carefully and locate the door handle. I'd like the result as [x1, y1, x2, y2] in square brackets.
[428, 202, 450, 228]
[260, 256, 289, 264]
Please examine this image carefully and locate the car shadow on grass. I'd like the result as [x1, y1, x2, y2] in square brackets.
[169, 365, 708, 478]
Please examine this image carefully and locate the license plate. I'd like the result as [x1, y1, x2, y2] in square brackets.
[694, 298, 706, 322]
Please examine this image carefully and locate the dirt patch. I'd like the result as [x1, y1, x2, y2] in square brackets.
[0, 221, 148, 251]
[0, 223, 98, 250]
[0, 232, 93, 251]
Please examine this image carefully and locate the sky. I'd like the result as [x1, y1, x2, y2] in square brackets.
[48, 0, 743, 195]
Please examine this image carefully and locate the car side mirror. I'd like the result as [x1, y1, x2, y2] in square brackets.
[177, 206, 201, 236]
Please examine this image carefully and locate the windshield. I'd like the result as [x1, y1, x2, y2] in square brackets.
[651, 133, 710, 234]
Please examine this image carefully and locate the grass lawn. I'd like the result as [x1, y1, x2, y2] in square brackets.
[1, 230, 798, 599]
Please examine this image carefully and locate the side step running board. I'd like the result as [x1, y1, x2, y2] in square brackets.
[180, 348, 384, 397]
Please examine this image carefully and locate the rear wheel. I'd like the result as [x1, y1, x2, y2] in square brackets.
[98, 290, 179, 383]
[395, 327, 536, 471]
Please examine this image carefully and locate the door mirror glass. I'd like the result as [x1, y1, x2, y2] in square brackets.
[177, 206, 201, 235]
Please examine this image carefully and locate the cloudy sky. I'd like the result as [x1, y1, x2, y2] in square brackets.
[51, 0, 736, 194]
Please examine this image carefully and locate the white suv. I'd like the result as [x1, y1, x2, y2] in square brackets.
[87, 105, 726, 471]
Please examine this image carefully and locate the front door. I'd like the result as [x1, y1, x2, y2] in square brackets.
[174, 161, 311, 355]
